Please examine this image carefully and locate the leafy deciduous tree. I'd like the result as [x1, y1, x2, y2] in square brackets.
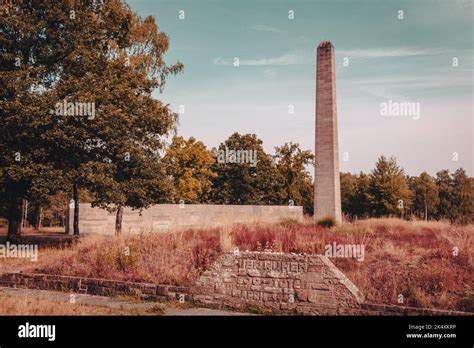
[164, 136, 217, 204]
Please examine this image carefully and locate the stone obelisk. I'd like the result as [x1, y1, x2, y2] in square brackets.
[314, 41, 342, 224]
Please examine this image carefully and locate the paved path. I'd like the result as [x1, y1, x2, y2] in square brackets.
[0, 287, 251, 316]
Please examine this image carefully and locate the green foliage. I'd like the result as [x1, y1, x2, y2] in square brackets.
[444, 169, 474, 224]
[164, 136, 217, 203]
[354, 173, 371, 217]
[161, 134, 315, 214]
[435, 169, 453, 220]
[418, 168, 474, 224]
[0, 1, 70, 239]
[340, 159, 473, 224]
[340, 172, 357, 218]
[368, 156, 412, 217]
[210, 133, 283, 205]
[274, 142, 314, 215]
[0, 0, 182, 237]
[48, 1, 181, 232]
[409, 172, 439, 220]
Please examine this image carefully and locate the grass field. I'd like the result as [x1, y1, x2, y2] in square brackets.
[0, 292, 157, 315]
[0, 218, 472, 312]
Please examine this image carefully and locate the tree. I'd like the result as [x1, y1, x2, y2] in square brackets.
[450, 168, 474, 224]
[354, 173, 371, 218]
[340, 172, 372, 219]
[0, 1, 67, 241]
[435, 169, 453, 221]
[39, 192, 68, 228]
[368, 156, 411, 217]
[40, 1, 182, 235]
[210, 133, 283, 205]
[1, 1, 182, 238]
[90, 148, 173, 234]
[32, 203, 42, 230]
[409, 172, 439, 221]
[164, 136, 217, 204]
[274, 143, 314, 215]
[340, 172, 358, 218]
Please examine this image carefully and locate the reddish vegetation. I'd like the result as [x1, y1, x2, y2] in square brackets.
[2, 230, 222, 287]
[233, 219, 473, 311]
[0, 218, 472, 312]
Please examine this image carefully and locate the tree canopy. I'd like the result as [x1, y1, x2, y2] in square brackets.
[0, 0, 182, 239]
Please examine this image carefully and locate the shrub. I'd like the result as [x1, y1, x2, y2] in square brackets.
[317, 216, 336, 228]
[279, 218, 300, 227]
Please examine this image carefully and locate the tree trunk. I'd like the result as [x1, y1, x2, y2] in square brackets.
[33, 203, 42, 230]
[424, 198, 428, 222]
[7, 196, 23, 242]
[115, 205, 124, 235]
[65, 197, 70, 234]
[73, 183, 80, 236]
[22, 199, 28, 228]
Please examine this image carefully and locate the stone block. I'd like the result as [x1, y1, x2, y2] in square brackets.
[191, 252, 364, 315]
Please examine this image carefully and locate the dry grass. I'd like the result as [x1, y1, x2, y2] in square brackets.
[1, 229, 222, 286]
[0, 292, 151, 315]
[0, 218, 472, 312]
[232, 218, 473, 311]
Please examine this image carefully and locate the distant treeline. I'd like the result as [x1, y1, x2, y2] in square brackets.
[341, 156, 474, 224]
[165, 136, 474, 225]
[6, 134, 472, 234]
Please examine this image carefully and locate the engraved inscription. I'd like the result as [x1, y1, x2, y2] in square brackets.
[192, 252, 365, 314]
[238, 259, 307, 273]
[231, 256, 307, 302]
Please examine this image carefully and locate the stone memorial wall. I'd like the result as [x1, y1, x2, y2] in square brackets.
[192, 251, 365, 315]
[67, 204, 303, 235]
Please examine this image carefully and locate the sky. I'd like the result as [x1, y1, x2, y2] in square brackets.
[126, 0, 473, 176]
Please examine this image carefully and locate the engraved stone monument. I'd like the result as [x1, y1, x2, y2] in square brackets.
[192, 251, 364, 315]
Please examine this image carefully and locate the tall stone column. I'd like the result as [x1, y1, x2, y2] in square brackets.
[314, 41, 342, 224]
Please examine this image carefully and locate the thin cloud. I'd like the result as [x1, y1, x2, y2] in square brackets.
[352, 74, 472, 88]
[250, 24, 284, 33]
[213, 52, 308, 66]
[263, 68, 277, 79]
[338, 47, 444, 58]
[348, 73, 472, 101]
